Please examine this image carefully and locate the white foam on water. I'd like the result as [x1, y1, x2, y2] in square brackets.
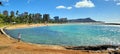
[98, 37, 120, 45]
[100, 25, 120, 28]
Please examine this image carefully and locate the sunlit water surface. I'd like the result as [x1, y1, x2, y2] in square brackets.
[5, 24, 120, 46]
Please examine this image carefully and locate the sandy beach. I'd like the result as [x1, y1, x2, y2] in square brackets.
[5, 23, 58, 29]
[0, 23, 112, 54]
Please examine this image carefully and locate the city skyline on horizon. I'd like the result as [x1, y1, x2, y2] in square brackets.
[0, 0, 120, 23]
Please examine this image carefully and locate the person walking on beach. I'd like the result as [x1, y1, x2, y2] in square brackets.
[18, 33, 21, 42]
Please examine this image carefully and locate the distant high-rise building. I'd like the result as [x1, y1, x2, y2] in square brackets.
[3, 10, 8, 16]
[54, 16, 59, 23]
[24, 12, 28, 16]
[43, 14, 50, 22]
[35, 13, 42, 19]
[18, 13, 24, 17]
[34, 13, 42, 23]
[60, 18, 68, 23]
[10, 11, 14, 16]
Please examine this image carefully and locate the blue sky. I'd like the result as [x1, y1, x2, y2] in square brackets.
[0, 0, 120, 23]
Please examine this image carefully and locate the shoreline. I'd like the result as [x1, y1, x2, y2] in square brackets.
[0, 24, 90, 54]
[1, 23, 120, 54]
[1, 24, 67, 49]
[5, 23, 59, 30]
[4, 23, 120, 47]
[6, 23, 120, 30]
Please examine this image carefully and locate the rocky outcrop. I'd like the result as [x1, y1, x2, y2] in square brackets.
[65, 45, 119, 51]
[68, 18, 97, 22]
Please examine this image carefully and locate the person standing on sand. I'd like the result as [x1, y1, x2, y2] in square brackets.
[18, 33, 21, 42]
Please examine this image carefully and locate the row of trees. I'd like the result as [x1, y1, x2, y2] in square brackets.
[0, 10, 54, 24]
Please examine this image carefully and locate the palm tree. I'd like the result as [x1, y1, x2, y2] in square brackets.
[0, 2, 3, 14]
[28, 14, 32, 24]
[16, 10, 19, 16]
[15, 10, 19, 24]
[10, 11, 16, 23]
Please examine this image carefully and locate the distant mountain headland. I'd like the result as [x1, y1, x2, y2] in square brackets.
[68, 18, 103, 23]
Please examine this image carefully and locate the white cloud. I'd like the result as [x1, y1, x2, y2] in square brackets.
[56, 5, 66, 9]
[56, 0, 95, 9]
[56, 5, 72, 10]
[116, 2, 120, 5]
[67, 7, 72, 10]
[75, 0, 95, 8]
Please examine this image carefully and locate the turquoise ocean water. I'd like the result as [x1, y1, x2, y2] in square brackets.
[5, 24, 120, 46]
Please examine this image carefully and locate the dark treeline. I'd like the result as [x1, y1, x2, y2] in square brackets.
[0, 10, 68, 24]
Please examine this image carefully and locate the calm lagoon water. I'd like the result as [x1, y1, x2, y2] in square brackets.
[5, 24, 120, 46]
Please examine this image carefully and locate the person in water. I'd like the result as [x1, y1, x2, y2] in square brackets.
[18, 33, 21, 42]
